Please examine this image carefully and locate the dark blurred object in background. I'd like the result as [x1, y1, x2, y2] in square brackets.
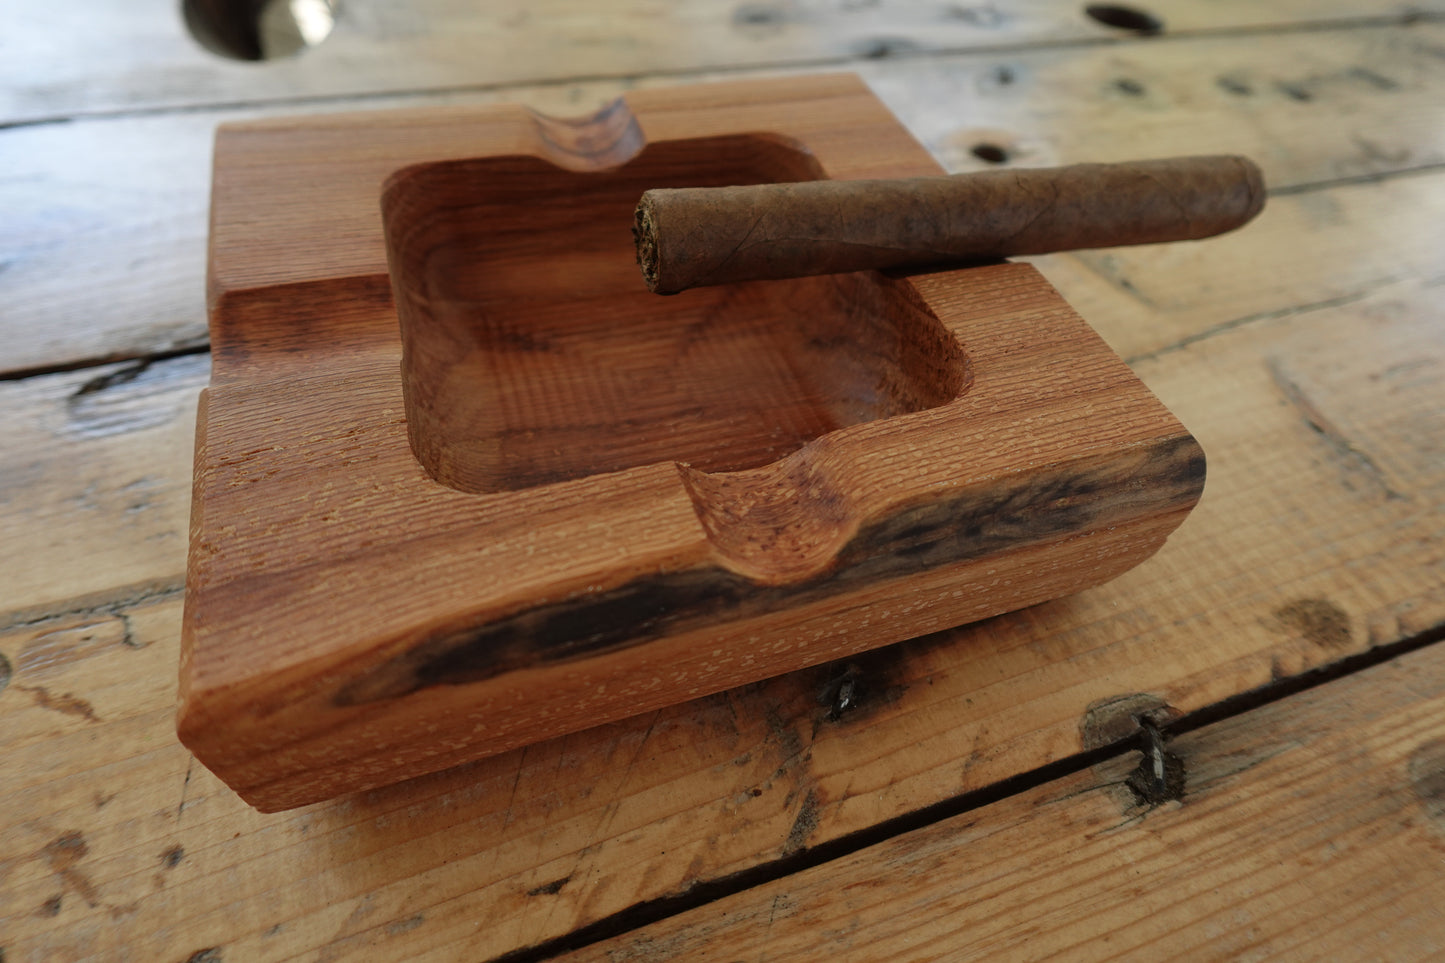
[182, 0, 336, 61]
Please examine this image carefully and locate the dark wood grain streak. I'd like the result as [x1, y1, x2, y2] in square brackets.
[338, 435, 1203, 703]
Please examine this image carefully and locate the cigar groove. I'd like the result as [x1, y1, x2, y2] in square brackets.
[634, 155, 1265, 294]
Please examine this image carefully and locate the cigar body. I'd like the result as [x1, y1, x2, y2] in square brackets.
[635, 155, 1265, 294]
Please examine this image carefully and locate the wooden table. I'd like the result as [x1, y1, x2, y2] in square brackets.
[3, 2, 1443, 959]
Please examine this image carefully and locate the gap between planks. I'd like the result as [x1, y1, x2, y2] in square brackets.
[495, 617, 1445, 963]
[0, 344, 211, 389]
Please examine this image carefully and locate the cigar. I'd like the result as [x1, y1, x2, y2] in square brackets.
[634, 155, 1264, 294]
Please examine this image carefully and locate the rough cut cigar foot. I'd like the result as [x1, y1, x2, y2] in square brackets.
[633, 199, 663, 292]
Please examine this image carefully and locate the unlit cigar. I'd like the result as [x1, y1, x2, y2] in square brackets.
[634, 155, 1265, 294]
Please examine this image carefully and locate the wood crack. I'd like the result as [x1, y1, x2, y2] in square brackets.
[1266, 357, 1407, 501]
[1124, 277, 1403, 367]
[0, 579, 185, 635]
[0, 344, 211, 387]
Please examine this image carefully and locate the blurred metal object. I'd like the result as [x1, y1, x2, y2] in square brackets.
[182, 0, 336, 61]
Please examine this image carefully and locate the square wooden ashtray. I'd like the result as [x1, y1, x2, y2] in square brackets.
[179, 74, 1204, 812]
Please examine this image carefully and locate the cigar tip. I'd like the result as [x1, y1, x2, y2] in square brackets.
[1233, 155, 1267, 222]
[634, 194, 663, 293]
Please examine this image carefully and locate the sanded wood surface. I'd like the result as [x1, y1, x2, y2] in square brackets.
[562, 634, 1445, 962]
[2, 2, 1444, 961]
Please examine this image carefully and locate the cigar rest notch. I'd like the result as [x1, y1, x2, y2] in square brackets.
[182, 75, 1204, 810]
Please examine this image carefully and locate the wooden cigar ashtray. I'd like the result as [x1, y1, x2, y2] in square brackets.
[180, 74, 1204, 811]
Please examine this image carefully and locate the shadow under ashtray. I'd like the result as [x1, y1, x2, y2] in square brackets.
[381, 133, 969, 495]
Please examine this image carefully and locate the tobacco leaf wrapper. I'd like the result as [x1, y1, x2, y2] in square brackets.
[635, 155, 1265, 294]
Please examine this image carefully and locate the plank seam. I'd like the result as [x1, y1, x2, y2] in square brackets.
[0, 579, 186, 634]
[491, 617, 1445, 963]
[0, 343, 211, 387]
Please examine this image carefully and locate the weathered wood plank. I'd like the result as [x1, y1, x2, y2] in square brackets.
[3, 1, 1439, 124]
[558, 638, 1445, 962]
[0, 356, 205, 618]
[1, 262, 1440, 960]
[0, 116, 214, 374]
[1049, 167, 1445, 374]
[6, 23, 1444, 375]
